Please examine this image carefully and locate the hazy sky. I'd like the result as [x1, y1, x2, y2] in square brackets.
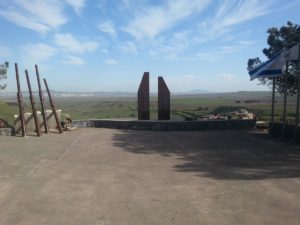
[0, 0, 299, 93]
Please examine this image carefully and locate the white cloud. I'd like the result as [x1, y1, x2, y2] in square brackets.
[220, 40, 254, 53]
[21, 43, 57, 63]
[149, 30, 190, 58]
[0, 0, 68, 34]
[120, 41, 138, 54]
[212, 0, 271, 29]
[0, 10, 50, 33]
[193, 41, 255, 62]
[124, 0, 211, 39]
[123, 0, 268, 60]
[104, 58, 120, 65]
[199, 0, 271, 40]
[62, 55, 85, 65]
[97, 21, 116, 37]
[54, 33, 98, 54]
[64, 0, 86, 14]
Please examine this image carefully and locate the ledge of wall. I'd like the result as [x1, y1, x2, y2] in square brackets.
[73, 119, 256, 131]
[0, 128, 15, 137]
[269, 122, 300, 140]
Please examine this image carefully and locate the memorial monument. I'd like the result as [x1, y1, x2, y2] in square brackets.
[158, 76, 170, 120]
[138, 72, 150, 120]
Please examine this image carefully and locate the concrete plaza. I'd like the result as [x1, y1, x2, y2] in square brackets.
[0, 128, 299, 225]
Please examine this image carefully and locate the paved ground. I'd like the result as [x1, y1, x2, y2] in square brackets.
[0, 128, 299, 225]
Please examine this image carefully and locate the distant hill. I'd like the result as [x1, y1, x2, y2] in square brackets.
[189, 89, 210, 94]
[0, 90, 136, 98]
[0, 90, 294, 103]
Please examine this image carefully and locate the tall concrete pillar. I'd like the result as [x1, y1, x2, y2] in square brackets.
[158, 76, 170, 120]
[138, 72, 150, 120]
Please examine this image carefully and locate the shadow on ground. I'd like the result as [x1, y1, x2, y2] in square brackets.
[112, 130, 300, 180]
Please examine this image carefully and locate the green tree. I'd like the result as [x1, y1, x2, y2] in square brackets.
[0, 61, 9, 90]
[248, 21, 300, 95]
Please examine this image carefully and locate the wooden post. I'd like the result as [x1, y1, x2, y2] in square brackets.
[35, 65, 49, 133]
[43, 78, 63, 134]
[25, 70, 41, 137]
[15, 63, 26, 137]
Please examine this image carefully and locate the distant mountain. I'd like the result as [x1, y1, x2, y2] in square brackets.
[49, 90, 136, 97]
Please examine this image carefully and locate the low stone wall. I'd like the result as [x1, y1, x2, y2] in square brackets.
[0, 128, 15, 137]
[269, 122, 300, 140]
[73, 119, 256, 131]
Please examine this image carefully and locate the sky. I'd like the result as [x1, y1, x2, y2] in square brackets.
[0, 0, 299, 93]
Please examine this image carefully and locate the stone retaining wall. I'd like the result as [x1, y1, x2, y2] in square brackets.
[269, 122, 300, 140]
[73, 119, 256, 131]
[0, 128, 15, 137]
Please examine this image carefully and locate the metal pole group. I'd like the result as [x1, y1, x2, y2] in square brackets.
[14, 64, 63, 136]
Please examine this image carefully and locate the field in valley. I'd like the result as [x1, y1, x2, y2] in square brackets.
[0, 91, 298, 126]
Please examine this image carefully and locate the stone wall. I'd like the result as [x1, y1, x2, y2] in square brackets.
[0, 119, 15, 136]
[269, 122, 300, 141]
[0, 128, 14, 137]
[73, 119, 256, 131]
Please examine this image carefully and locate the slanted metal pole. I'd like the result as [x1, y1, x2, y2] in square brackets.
[25, 70, 41, 137]
[295, 44, 300, 126]
[271, 77, 276, 124]
[283, 60, 289, 124]
[296, 76, 300, 126]
[35, 65, 49, 133]
[15, 63, 26, 137]
[282, 60, 289, 137]
[43, 78, 63, 134]
[269, 77, 276, 136]
[294, 44, 300, 139]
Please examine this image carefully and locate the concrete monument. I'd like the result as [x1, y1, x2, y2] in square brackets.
[138, 72, 150, 120]
[158, 76, 170, 120]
